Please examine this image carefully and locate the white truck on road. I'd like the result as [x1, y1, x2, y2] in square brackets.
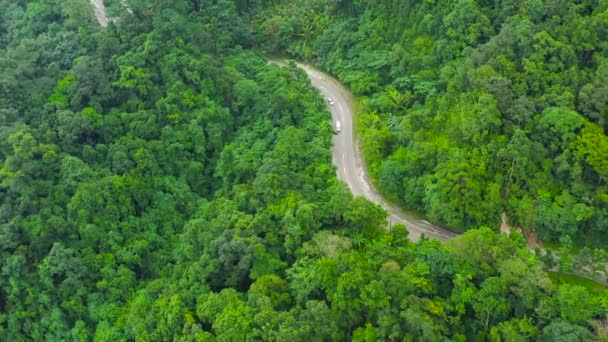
[335, 120, 341, 133]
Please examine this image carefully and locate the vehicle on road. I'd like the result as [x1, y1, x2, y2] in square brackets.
[274, 60, 456, 241]
[327, 97, 334, 106]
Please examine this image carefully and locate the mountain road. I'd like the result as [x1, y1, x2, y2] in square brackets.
[282, 62, 458, 241]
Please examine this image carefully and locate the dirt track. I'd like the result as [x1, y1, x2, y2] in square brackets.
[90, 0, 108, 27]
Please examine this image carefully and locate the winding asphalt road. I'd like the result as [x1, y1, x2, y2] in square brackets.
[286, 62, 458, 241]
[88, 2, 608, 284]
[88, 0, 457, 242]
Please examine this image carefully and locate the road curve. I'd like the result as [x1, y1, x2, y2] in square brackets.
[86, 3, 454, 241]
[277, 61, 458, 241]
[86, 3, 456, 242]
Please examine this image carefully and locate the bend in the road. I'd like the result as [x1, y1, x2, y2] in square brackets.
[281, 61, 458, 242]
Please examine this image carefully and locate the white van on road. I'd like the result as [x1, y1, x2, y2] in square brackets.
[335, 120, 341, 133]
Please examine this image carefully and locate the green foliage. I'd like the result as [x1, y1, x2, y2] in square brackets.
[252, 0, 608, 245]
[1, 0, 607, 340]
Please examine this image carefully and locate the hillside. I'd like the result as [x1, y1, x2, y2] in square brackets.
[0, 0, 607, 340]
[249, 0, 608, 247]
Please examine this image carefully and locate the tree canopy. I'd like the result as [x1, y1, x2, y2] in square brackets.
[1, 0, 607, 340]
[249, 0, 608, 246]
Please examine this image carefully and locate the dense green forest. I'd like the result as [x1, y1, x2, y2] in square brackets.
[1, 0, 607, 340]
[249, 0, 608, 246]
